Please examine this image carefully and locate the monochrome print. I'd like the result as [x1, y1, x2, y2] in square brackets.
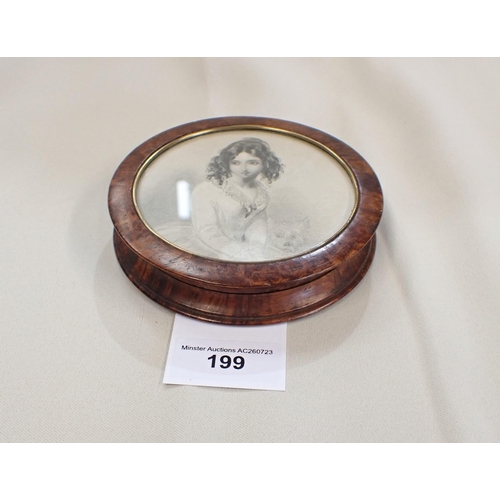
[135, 130, 356, 263]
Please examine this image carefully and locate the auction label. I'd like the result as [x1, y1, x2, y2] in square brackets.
[163, 314, 287, 391]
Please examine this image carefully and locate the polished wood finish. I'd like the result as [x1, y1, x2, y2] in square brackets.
[108, 117, 383, 324]
[113, 231, 376, 325]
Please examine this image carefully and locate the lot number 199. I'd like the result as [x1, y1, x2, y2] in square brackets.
[208, 355, 245, 370]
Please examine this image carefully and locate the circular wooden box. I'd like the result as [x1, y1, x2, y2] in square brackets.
[108, 117, 383, 325]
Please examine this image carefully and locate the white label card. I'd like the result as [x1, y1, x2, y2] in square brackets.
[163, 314, 287, 391]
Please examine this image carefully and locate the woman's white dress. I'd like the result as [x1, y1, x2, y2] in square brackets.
[155, 179, 304, 262]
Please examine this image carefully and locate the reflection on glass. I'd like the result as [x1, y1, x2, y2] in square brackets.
[176, 180, 191, 220]
[136, 130, 356, 263]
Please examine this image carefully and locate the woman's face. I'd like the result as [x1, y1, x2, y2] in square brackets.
[229, 152, 263, 183]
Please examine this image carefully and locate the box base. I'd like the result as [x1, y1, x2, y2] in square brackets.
[113, 230, 376, 325]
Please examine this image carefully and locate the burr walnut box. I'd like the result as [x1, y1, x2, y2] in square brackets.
[108, 117, 383, 325]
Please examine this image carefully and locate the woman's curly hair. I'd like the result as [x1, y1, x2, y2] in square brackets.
[206, 137, 284, 185]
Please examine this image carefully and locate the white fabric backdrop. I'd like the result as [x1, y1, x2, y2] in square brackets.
[1, 58, 499, 442]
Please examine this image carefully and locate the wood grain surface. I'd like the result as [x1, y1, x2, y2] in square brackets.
[113, 230, 376, 325]
[108, 117, 383, 323]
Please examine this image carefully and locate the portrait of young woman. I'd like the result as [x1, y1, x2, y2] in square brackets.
[135, 129, 356, 263]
